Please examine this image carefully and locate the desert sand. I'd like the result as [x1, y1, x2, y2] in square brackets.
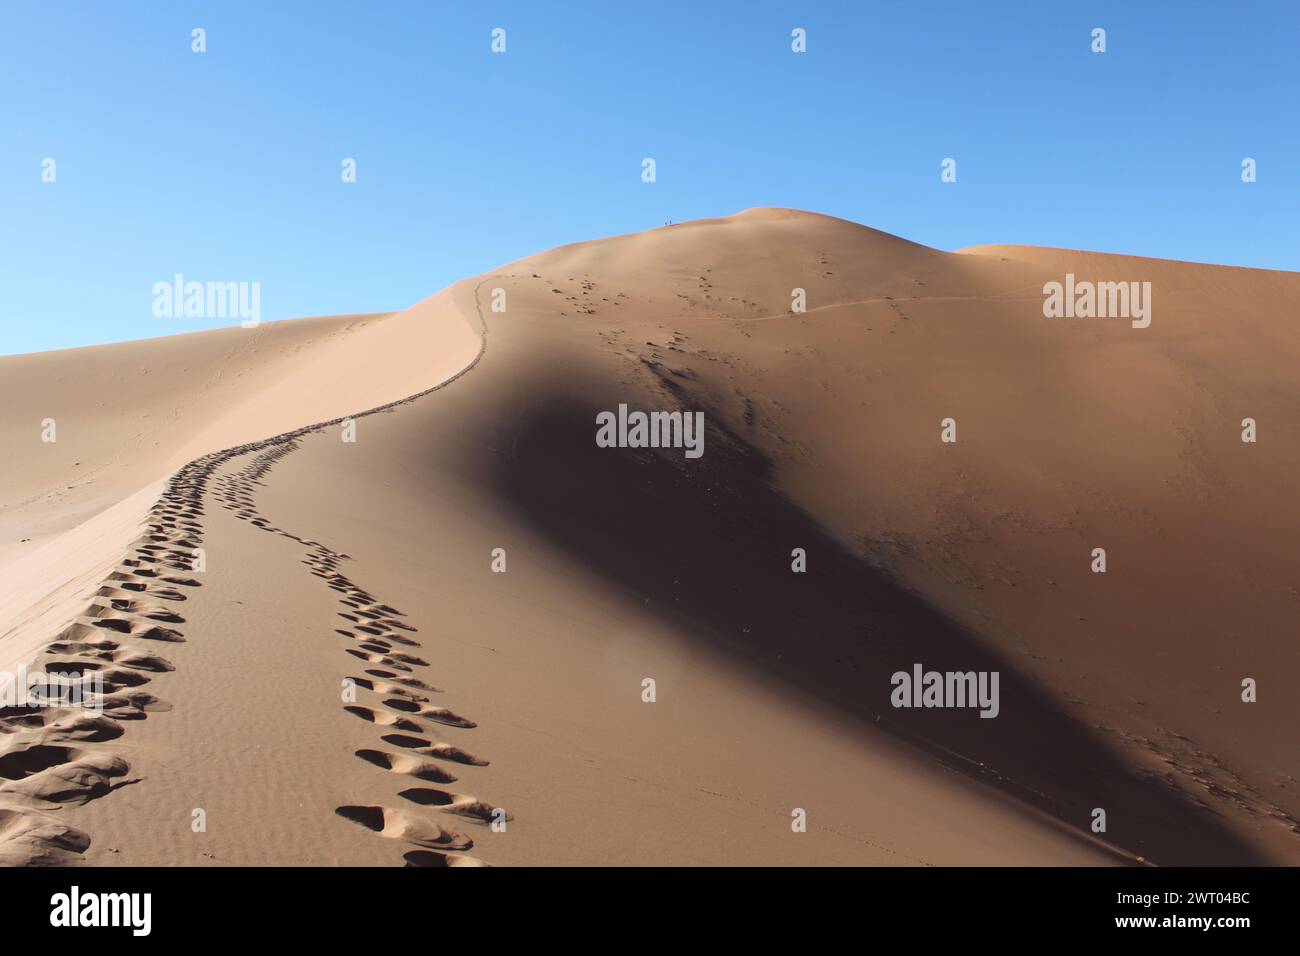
[2, 208, 1297, 866]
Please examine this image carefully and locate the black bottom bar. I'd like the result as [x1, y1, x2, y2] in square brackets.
[7, 865, 1292, 942]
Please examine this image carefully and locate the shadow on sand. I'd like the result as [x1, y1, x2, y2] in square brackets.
[480, 385, 1261, 866]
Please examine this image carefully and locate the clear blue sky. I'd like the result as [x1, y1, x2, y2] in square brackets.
[2, 0, 1296, 355]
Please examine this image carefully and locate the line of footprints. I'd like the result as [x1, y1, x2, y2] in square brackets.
[213, 437, 502, 867]
[0, 449, 222, 864]
[1, 417, 503, 865]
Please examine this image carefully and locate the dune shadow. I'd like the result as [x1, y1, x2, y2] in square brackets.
[478, 385, 1262, 865]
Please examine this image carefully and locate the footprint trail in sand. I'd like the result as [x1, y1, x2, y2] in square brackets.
[0, 295, 491, 866]
[0, 451, 224, 864]
[211, 437, 499, 867]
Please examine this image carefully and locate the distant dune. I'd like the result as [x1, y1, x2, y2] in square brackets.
[2, 209, 1297, 866]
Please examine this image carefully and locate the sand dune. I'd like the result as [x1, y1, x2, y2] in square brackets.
[2, 209, 1297, 866]
[0, 298, 481, 707]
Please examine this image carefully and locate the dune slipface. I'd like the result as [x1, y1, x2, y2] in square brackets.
[1, 209, 1297, 866]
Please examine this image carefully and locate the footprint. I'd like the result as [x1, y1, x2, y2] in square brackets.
[334, 805, 472, 850]
[379, 734, 489, 766]
[396, 788, 503, 822]
[0, 708, 48, 732]
[96, 667, 151, 691]
[387, 652, 428, 667]
[93, 601, 185, 624]
[99, 692, 172, 721]
[403, 849, 488, 868]
[364, 670, 439, 693]
[0, 744, 79, 780]
[43, 641, 117, 659]
[382, 699, 476, 729]
[348, 678, 428, 702]
[56, 622, 116, 642]
[2, 752, 132, 806]
[38, 660, 105, 675]
[97, 585, 186, 603]
[88, 618, 185, 643]
[346, 649, 412, 672]
[36, 714, 126, 744]
[343, 706, 423, 734]
[354, 749, 457, 783]
[0, 808, 91, 866]
[125, 626, 185, 644]
[377, 632, 419, 648]
[112, 653, 175, 673]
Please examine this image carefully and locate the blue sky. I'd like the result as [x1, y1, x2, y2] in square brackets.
[2, 1, 1296, 355]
